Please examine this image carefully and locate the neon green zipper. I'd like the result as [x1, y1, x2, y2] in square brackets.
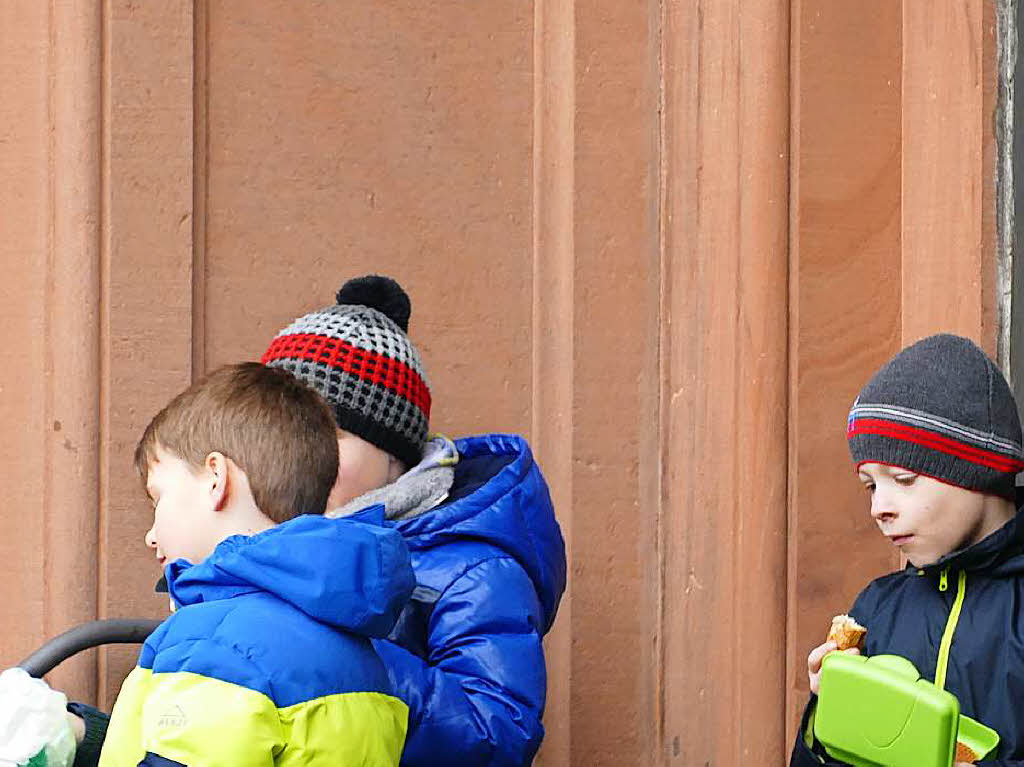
[934, 569, 966, 690]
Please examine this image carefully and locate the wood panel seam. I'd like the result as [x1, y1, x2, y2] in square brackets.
[655, 0, 668, 762]
[192, 0, 208, 381]
[44, 0, 57, 645]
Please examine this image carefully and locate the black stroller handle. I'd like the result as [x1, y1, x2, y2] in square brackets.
[18, 619, 162, 678]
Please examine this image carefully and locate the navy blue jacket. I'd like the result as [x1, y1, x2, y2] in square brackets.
[791, 507, 1024, 766]
[372, 434, 566, 767]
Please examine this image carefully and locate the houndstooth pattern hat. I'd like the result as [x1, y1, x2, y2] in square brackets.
[261, 276, 430, 467]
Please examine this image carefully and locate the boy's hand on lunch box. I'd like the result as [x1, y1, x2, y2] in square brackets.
[807, 641, 860, 695]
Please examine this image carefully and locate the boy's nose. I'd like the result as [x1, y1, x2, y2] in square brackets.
[870, 494, 897, 522]
[144, 526, 157, 549]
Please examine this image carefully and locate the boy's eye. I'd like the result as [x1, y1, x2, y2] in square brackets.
[894, 474, 917, 486]
[861, 483, 875, 494]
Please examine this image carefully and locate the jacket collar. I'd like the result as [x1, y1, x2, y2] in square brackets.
[912, 504, 1024, 579]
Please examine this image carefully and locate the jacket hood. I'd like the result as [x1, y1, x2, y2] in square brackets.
[392, 433, 566, 629]
[166, 511, 415, 638]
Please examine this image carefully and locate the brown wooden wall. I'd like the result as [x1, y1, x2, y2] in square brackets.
[0, 1, 999, 764]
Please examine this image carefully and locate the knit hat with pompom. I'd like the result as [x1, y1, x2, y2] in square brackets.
[261, 275, 430, 467]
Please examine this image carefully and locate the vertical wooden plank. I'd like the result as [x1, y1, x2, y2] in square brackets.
[531, 0, 574, 761]
[99, 0, 194, 707]
[901, 0, 988, 348]
[571, 2, 661, 764]
[0, 1, 56, 673]
[0, 1, 102, 701]
[192, 0, 209, 379]
[787, 0, 904, 746]
[661, 0, 789, 761]
[46, 0, 103, 702]
[730, 4, 790, 753]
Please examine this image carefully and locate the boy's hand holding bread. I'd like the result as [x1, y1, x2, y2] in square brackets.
[807, 615, 866, 695]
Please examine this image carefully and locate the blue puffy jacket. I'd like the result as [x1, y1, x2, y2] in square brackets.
[371, 434, 567, 767]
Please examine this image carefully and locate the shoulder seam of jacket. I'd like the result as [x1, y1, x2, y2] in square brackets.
[149, 631, 274, 697]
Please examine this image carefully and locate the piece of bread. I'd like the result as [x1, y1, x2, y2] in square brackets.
[955, 740, 978, 763]
[826, 614, 867, 651]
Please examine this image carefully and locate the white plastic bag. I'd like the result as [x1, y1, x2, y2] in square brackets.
[0, 669, 75, 767]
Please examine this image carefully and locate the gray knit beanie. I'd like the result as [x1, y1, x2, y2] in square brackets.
[261, 276, 430, 468]
[847, 333, 1024, 500]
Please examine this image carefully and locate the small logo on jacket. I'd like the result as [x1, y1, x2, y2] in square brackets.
[157, 704, 188, 729]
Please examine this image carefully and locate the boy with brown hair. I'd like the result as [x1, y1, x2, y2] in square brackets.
[791, 334, 1024, 766]
[93, 362, 414, 766]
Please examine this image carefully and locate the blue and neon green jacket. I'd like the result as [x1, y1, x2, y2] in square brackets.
[99, 513, 416, 767]
[791, 505, 1024, 766]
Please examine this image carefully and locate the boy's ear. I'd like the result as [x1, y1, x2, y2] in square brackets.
[205, 451, 230, 511]
[386, 454, 405, 484]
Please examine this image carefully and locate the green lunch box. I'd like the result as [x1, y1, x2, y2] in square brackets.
[813, 653, 999, 767]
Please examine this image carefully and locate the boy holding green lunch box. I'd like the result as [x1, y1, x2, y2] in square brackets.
[790, 334, 1024, 766]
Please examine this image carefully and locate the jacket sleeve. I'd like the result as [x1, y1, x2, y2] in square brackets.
[67, 703, 109, 767]
[789, 583, 886, 767]
[374, 556, 547, 767]
[99, 641, 285, 767]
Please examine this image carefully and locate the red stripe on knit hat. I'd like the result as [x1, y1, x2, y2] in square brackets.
[262, 333, 431, 415]
[849, 418, 1024, 473]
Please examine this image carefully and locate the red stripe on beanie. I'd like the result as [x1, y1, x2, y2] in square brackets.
[262, 333, 431, 416]
[849, 418, 1024, 473]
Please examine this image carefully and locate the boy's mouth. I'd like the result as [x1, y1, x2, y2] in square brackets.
[888, 534, 913, 546]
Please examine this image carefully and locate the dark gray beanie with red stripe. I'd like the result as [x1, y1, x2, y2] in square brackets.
[261, 276, 430, 468]
[847, 333, 1024, 500]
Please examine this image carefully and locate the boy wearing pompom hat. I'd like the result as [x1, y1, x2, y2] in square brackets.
[790, 334, 1024, 766]
[258, 276, 567, 767]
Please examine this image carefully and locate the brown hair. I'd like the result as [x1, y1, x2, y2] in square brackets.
[134, 362, 339, 522]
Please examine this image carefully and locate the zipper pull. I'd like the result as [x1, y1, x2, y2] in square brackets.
[939, 568, 949, 592]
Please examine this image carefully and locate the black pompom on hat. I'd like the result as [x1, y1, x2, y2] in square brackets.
[336, 275, 412, 332]
[262, 275, 430, 467]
